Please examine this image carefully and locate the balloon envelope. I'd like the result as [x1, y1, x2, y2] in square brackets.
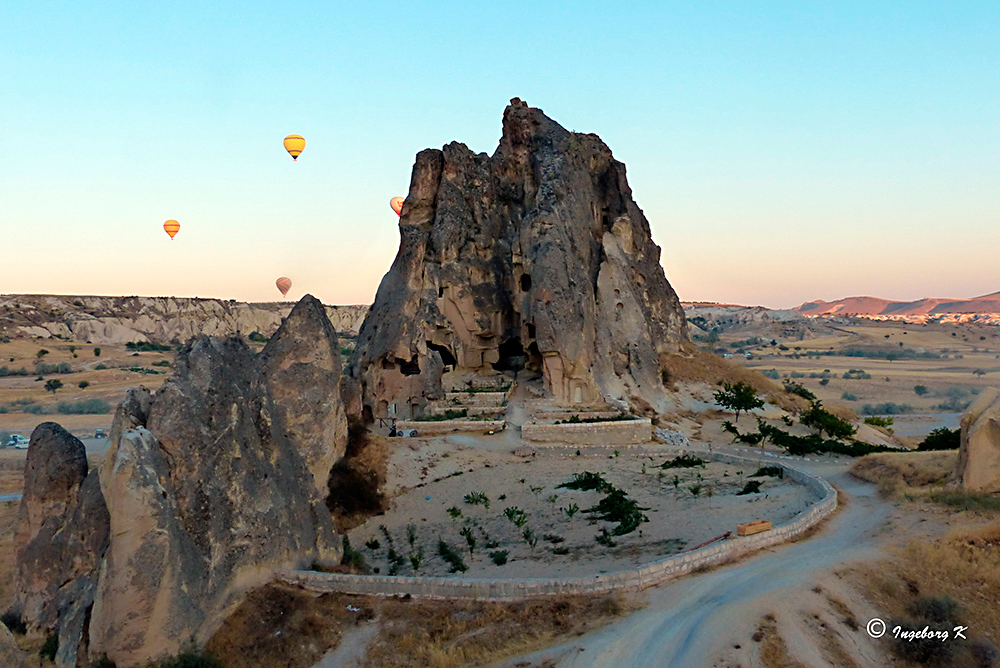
[390, 196, 404, 216]
[283, 134, 306, 160]
[163, 220, 180, 240]
[276, 277, 292, 297]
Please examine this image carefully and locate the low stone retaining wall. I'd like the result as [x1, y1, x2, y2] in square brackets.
[521, 418, 652, 445]
[445, 391, 508, 407]
[277, 449, 836, 602]
[395, 420, 506, 434]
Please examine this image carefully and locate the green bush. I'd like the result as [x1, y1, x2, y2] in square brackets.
[125, 341, 172, 352]
[737, 480, 763, 495]
[584, 488, 649, 535]
[56, 398, 112, 414]
[558, 471, 614, 492]
[862, 402, 913, 415]
[751, 466, 784, 479]
[659, 455, 706, 469]
[864, 416, 894, 429]
[489, 550, 509, 565]
[248, 331, 269, 343]
[437, 539, 468, 573]
[918, 427, 960, 451]
[413, 408, 468, 422]
[800, 401, 856, 440]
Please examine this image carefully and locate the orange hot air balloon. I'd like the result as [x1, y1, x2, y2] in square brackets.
[276, 277, 292, 297]
[283, 134, 306, 161]
[163, 220, 180, 240]
[390, 196, 404, 216]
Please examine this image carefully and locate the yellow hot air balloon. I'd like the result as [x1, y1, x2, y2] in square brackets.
[163, 219, 180, 240]
[390, 196, 404, 216]
[276, 277, 292, 297]
[283, 134, 306, 161]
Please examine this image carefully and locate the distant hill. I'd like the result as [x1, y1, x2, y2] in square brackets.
[0, 294, 369, 344]
[796, 291, 1000, 317]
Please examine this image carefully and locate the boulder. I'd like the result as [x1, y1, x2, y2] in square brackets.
[259, 294, 348, 495]
[90, 333, 341, 666]
[0, 623, 27, 668]
[12, 422, 109, 668]
[955, 387, 1000, 493]
[346, 98, 687, 418]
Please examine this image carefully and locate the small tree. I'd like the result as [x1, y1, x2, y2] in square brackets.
[36, 349, 49, 359]
[913, 385, 929, 396]
[93, 347, 101, 357]
[45, 379, 63, 394]
[713, 381, 764, 422]
[78, 381, 90, 390]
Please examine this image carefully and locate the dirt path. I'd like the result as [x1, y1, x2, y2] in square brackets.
[491, 460, 891, 668]
[312, 621, 378, 668]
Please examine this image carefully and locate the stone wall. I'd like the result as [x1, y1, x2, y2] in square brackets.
[395, 420, 506, 435]
[521, 418, 652, 445]
[277, 449, 836, 601]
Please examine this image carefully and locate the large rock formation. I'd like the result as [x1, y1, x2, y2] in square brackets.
[0, 624, 27, 668]
[955, 387, 1000, 493]
[0, 294, 367, 344]
[12, 422, 109, 668]
[347, 98, 688, 418]
[259, 295, 348, 494]
[90, 324, 343, 665]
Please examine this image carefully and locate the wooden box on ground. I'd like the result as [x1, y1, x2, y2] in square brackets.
[737, 520, 771, 536]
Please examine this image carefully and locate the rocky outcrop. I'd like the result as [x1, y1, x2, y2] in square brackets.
[955, 388, 1000, 493]
[12, 422, 109, 668]
[0, 294, 367, 344]
[0, 624, 27, 668]
[259, 295, 348, 494]
[89, 306, 343, 666]
[346, 98, 687, 418]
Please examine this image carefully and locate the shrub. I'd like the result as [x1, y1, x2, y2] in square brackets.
[840, 392, 857, 401]
[248, 331, 269, 343]
[751, 466, 783, 479]
[862, 402, 913, 415]
[125, 341, 172, 352]
[783, 381, 815, 401]
[562, 503, 580, 518]
[78, 380, 90, 389]
[94, 347, 101, 357]
[585, 489, 649, 535]
[660, 455, 706, 469]
[595, 528, 616, 547]
[737, 480, 763, 495]
[761, 369, 780, 379]
[864, 416, 894, 429]
[463, 491, 490, 509]
[918, 427, 961, 451]
[55, 398, 112, 414]
[489, 550, 509, 565]
[713, 381, 764, 421]
[151, 360, 171, 367]
[914, 385, 929, 396]
[340, 536, 368, 573]
[842, 369, 871, 380]
[503, 507, 528, 527]
[437, 539, 468, 573]
[414, 408, 468, 422]
[447, 506, 462, 518]
[558, 471, 614, 492]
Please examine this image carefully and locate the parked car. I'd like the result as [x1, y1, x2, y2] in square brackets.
[8, 434, 30, 449]
[95, 429, 106, 438]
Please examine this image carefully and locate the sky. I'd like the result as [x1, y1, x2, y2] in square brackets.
[2, 2, 998, 309]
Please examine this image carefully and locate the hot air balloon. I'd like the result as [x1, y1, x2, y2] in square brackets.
[163, 220, 180, 240]
[283, 134, 306, 161]
[276, 277, 292, 297]
[390, 196, 404, 216]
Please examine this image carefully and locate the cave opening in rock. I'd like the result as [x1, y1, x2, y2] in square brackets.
[399, 355, 421, 376]
[520, 274, 532, 291]
[426, 341, 457, 368]
[492, 337, 526, 372]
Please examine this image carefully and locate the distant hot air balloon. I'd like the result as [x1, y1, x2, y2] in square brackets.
[163, 220, 180, 240]
[390, 196, 404, 216]
[276, 277, 292, 297]
[283, 134, 306, 161]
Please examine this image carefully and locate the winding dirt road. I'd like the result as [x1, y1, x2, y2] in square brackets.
[492, 459, 890, 668]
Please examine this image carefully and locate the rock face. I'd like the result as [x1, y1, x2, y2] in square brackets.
[955, 387, 1000, 493]
[90, 324, 343, 665]
[0, 294, 368, 344]
[0, 624, 27, 668]
[12, 422, 109, 668]
[259, 295, 348, 494]
[347, 98, 688, 418]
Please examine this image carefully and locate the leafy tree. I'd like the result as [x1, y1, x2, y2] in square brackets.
[713, 381, 764, 422]
[913, 385, 929, 396]
[44, 379, 63, 394]
[800, 401, 856, 440]
[36, 349, 49, 359]
[93, 347, 101, 357]
[918, 427, 960, 451]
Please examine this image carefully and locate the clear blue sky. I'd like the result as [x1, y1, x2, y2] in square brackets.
[2, 1, 998, 307]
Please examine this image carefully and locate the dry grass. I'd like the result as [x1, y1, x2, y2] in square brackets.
[208, 586, 634, 668]
[362, 593, 634, 668]
[851, 450, 957, 497]
[0, 497, 19, 613]
[660, 347, 808, 413]
[856, 522, 1000, 654]
[206, 585, 374, 668]
[754, 614, 807, 668]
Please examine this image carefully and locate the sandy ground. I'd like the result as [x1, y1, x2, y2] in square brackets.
[490, 451, 956, 668]
[347, 433, 818, 579]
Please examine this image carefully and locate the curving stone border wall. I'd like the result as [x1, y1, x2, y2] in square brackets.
[277, 449, 837, 601]
[394, 419, 506, 434]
